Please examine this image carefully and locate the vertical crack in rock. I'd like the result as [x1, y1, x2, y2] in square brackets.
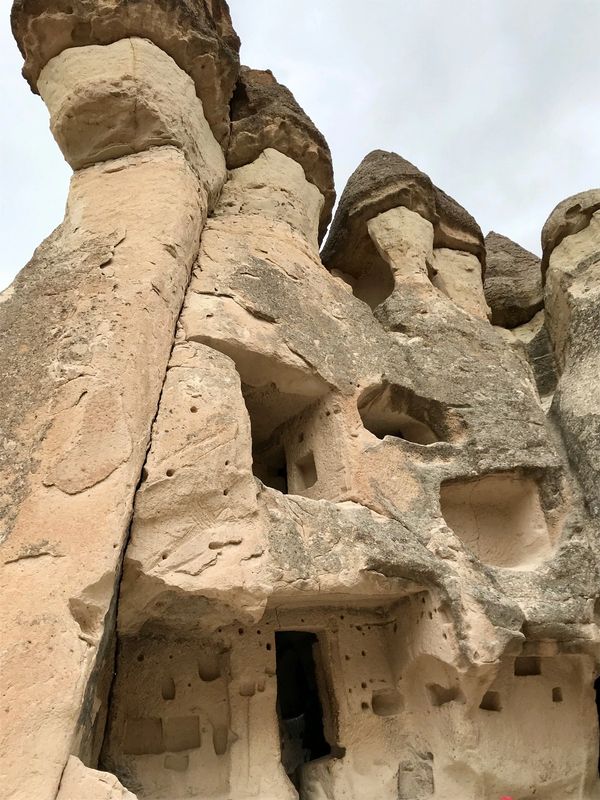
[73, 247, 203, 776]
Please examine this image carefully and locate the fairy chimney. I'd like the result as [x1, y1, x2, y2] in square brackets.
[1, 3, 599, 799]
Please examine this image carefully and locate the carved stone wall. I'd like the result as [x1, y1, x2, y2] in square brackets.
[1, 3, 599, 799]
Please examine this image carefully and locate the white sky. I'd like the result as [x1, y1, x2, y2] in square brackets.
[1, 0, 599, 290]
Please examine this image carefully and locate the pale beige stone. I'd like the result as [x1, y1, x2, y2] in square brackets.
[94, 132, 597, 800]
[545, 210, 600, 369]
[503, 310, 558, 404]
[544, 208, 600, 517]
[440, 472, 558, 568]
[39, 38, 225, 202]
[56, 756, 137, 800]
[541, 188, 600, 275]
[11, 0, 240, 145]
[3, 4, 600, 799]
[368, 206, 491, 321]
[430, 248, 491, 321]
[180, 149, 333, 396]
[219, 147, 324, 248]
[227, 67, 335, 238]
[322, 150, 485, 277]
[0, 147, 207, 800]
[368, 206, 434, 289]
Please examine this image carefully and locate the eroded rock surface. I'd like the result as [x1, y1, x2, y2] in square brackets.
[484, 231, 543, 327]
[38, 37, 225, 200]
[321, 150, 485, 287]
[543, 192, 600, 517]
[56, 756, 137, 800]
[2, 3, 600, 800]
[11, 0, 240, 143]
[0, 33, 225, 800]
[228, 67, 335, 238]
[541, 189, 600, 276]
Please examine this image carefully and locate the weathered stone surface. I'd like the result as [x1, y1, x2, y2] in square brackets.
[429, 247, 490, 320]
[321, 150, 485, 286]
[3, 3, 600, 799]
[541, 188, 600, 276]
[228, 67, 335, 238]
[503, 311, 558, 403]
[56, 756, 136, 800]
[484, 231, 543, 327]
[103, 145, 598, 799]
[11, 0, 240, 144]
[544, 204, 600, 517]
[0, 147, 208, 800]
[39, 38, 225, 201]
[0, 29, 225, 797]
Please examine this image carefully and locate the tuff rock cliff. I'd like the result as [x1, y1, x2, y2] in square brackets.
[1, 2, 599, 799]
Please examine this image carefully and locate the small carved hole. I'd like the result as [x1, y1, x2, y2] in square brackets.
[479, 691, 502, 712]
[552, 687, 563, 703]
[514, 656, 542, 676]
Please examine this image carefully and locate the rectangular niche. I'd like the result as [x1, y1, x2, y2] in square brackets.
[242, 381, 346, 500]
[514, 656, 542, 677]
[100, 636, 231, 799]
[440, 472, 555, 569]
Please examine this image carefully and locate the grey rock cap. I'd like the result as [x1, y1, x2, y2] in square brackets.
[321, 149, 484, 276]
[227, 67, 335, 240]
[484, 231, 543, 328]
[11, 0, 241, 145]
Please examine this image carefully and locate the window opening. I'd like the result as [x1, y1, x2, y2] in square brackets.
[253, 441, 288, 493]
[357, 383, 445, 445]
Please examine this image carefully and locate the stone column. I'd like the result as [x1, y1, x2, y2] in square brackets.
[543, 190, 600, 517]
[0, 36, 226, 800]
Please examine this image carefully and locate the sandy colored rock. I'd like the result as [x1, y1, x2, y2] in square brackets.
[484, 231, 543, 327]
[544, 204, 600, 517]
[504, 310, 558, 403]
[430, 248, 490, 320]
[0, 27, 225, 797]
[39, 38, 225, 201]
[228, 67, 335, 239]
[0, 147, 209, 800]
[56, 756, 137, 800]
[11, 0, 240, 144]
[3, 3, 600, 799]
[107, 143, 597, 798]
[541, 188, 600, 276]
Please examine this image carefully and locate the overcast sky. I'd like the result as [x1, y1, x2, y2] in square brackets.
[1, 0, 598, 290]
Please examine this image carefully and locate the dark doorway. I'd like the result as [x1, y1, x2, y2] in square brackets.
[275, 632, 332, 780]
[253, 441, 289, 493]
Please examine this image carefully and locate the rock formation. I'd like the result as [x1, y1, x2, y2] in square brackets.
[484, 231, 543, 328]
[1, 2, 599, 799]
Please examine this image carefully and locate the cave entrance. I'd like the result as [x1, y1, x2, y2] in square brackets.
[275, 632, 334, 782]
